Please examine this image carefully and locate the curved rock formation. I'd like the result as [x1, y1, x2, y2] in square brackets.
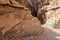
[0, 5, 44, 40]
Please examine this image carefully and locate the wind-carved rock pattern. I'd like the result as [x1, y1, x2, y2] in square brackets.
[0, 0, 60, 40]
[0, 4, 44, 40]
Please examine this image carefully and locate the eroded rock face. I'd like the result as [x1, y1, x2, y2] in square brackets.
[0, 0, 50, 7]
[0, 0, 53, 40]
[0, 5, 44, 40]
[0, 0, 51, 25]
[0, 0, 29, 9]
[27, 0, 50, 24]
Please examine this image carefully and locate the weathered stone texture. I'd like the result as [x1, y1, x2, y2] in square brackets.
[0, 5, 44, 40]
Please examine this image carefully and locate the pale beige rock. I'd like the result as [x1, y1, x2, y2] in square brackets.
[54, 20, 60, 29]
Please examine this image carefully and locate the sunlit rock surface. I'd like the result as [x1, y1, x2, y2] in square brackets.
[0, 0, 60, 40]
[54, 20, 60, 29]
[0, 5, 44, 40]
[40, 0, 60, 40]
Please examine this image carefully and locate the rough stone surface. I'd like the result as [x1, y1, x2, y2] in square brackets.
[54, 20, 60, 29]
[0, 0, 60, 40]
[40, 0, 60, 40]
[0, 5, 44, 40]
